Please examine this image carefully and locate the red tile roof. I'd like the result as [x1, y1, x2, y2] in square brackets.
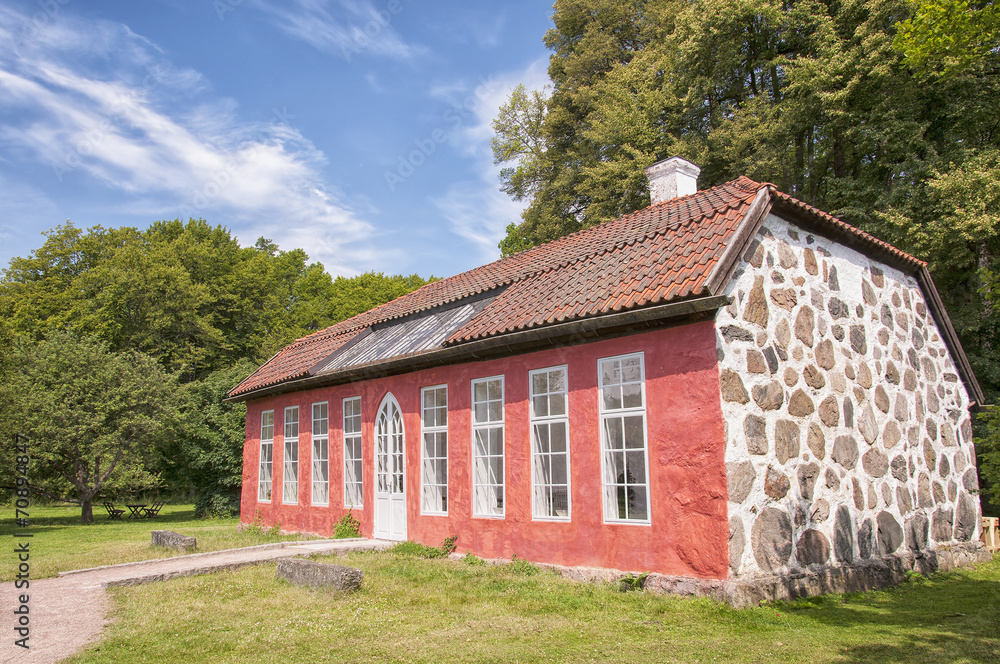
[228, 176, 935, 400]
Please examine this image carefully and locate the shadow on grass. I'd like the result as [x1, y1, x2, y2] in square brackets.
[778, 561, 1000, 664]
[0, 506, 198, 535]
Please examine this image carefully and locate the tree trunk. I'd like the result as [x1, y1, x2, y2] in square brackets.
[81, 499, 94, 524]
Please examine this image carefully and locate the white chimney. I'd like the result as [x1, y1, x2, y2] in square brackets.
[645, 156, 701, 204]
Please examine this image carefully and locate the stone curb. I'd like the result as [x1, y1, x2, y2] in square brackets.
[57, 538, 371, 577]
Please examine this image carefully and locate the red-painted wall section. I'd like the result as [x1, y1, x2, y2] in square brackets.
[239, 321, 729, 579]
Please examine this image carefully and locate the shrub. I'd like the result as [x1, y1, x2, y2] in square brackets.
[334, 511, 362, 539]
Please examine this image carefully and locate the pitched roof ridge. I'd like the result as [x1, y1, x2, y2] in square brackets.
[496, 177, 764, 283]
[767, 185, 927, 268]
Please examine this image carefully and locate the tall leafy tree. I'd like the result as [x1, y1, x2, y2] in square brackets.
[0, 220, 434, 508]
[1, 332, 180, 523]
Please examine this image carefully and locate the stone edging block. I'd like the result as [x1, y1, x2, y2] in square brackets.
[151, 530, 196, 551]
[276, 558, 363, 592]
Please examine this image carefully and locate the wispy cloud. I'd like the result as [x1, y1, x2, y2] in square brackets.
[429, 58, 550, 262]
[0, 5, 376, 274]
[251, 0, 424, 61]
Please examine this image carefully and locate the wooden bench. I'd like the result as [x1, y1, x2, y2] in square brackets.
[142, 501, 165, 519]
[983, 517, 999, 552]
[103, 502, 125, 520]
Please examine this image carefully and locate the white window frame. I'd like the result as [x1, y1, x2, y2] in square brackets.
[343, 396, 363, 508]
[420, 385, 449, 515]
[311, 402, 329, 506]
[471, 375, 505, 518]
[283, 406, 299, 505]
[598, 352, 651, 524]
[529, 365, 571, 521]
[258, 410, 274, 502]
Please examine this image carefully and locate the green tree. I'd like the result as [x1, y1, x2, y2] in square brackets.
[168, 359, 257, 517]
[894, 0, 1000, 77]
[1, 332, 181, 523]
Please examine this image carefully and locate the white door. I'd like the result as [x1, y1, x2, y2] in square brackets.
[374, 393, 407, 540]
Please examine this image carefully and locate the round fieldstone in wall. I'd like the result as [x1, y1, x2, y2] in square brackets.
[795, 306, 815, 347]
[954, 492, 978, 542]
[862, 448, 889, 478]
[918, 473, 933, 508]
[905, 513, 929, 552]
[857, 405, 878, 445]
[775, 420, 800, 464]
[883, 420, 902, 449]
[811, 498, 830, 523]
[726, 461, 756, 504]
[896, 484, 913, 515]
[796, 529, 831, 566]
[765, 466, 791, 499]
[788, 389, 815, 417]
[825, 468, 841, 491]
[853, 479, 865, 510]
[891, 455, 908, 482]
[815, 339, 835, 370]
[963, 468, 980, 492]
[819, 395, 840, 427]
[720, 369, 750, 404]
[797, 462, 820, 501]
[743, 275, 769, 328]
[747, 349, 768, 373]
[832, 435, 859, 469]
[729, 516, 746, 576]
[753, 381, 784, 411]
[876, 511, 904, 555]
[932, 507, 954, 543]
[751, 507, 794, 573]
[834, 506, 855, 563]
[808, 422, 826, 459]
[745, 414, 768, 455]
[859, 518, 875, 559]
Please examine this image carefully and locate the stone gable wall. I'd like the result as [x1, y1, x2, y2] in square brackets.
[717, 213, 981, 579]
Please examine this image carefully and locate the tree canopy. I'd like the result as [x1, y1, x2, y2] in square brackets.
[1, 332, 180, 523]
[0, 219, 433, 516]
[492, 0, 1000, 508]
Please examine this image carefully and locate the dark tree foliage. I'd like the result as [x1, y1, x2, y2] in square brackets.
[0, 332, 180, 523]
[493, 0, 1000, 499]
[0, 220, 432, 513]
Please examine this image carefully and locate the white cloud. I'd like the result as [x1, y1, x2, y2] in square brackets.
[0, 6, 375, 274]
[430, 58, 550, 262]
[251, 0, 424, 61]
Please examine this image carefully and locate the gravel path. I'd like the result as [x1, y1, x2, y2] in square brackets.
[0, 539, 390, 663]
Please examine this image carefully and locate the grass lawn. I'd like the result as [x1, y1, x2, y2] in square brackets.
[0, 504, 307, 581]
[63, 547, 999, 664]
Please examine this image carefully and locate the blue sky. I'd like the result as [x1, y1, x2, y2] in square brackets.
[0, 0, 553, 278]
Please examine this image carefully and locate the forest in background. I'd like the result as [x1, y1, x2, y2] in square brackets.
[0, 219, 431, 520]
[491, 0, 1000, 508]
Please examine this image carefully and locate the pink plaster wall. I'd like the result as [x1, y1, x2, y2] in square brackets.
[239, 320, 729, 579]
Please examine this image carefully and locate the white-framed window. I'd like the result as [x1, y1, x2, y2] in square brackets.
[421, 385, 448, 514]
[312, 402, 329, 506]
[472, 376, 504, 517]
[283, 406, 299, 504]
[599, 353, 650, 523]
[530, 366, 570, 520]
[343, 396, 363, 508]
[258, 410, 274, 502]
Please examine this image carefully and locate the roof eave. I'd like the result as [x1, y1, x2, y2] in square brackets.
[224, 293, 730, 403]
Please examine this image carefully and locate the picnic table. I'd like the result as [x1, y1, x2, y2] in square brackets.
[125, 503, 147, 519]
